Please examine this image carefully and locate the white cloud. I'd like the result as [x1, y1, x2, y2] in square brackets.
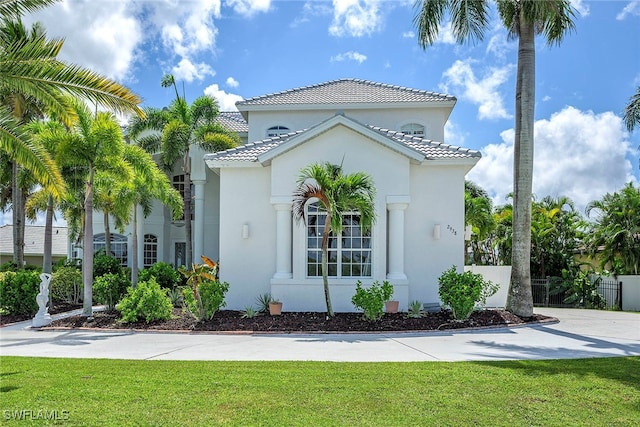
[486, 32, 512, 59]
[224, 0, 271, 17]
[617, 1, 640, 20]
[570, 0, 590, 17]
[444, 120, 467, 147]
[329, 0, 382, 37]
[330, 51, 367, 64]
[467, 106, 638, 213]
[226, 77, 240, 88]
[441, 59, 513, 120]
[172, 59, 215, 83]
[204, 84, 244, 111]
[402, 30, 414, 39]
[26, 0, 142, 81]
[434, 20, 456, 44]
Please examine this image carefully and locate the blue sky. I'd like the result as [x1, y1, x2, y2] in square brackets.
[8, 0, 640, 226]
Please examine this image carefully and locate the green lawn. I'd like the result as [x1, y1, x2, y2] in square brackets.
[1, 356, 638, 426]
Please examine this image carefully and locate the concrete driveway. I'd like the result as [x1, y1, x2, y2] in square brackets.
[1, 308, 638, 362]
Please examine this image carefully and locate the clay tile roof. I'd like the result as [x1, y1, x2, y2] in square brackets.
[217, 111, 248, 133]
[236, 78, 455, 108]
[205, 123, 479, 164]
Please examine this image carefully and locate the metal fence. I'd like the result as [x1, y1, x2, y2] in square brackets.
[532, 276, 622, 310]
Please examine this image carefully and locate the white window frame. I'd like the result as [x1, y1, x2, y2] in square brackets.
[305, 202, 372, 278]
[93, 233, 128, 267]
[143, 234, 158, 268]
[400, 123, 426, 136]
[266, 125, 290, 138]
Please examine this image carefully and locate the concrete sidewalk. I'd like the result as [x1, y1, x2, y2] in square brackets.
[1, 308, 638, 362]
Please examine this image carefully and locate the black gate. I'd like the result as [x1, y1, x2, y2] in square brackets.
[532, 276, 622, 310]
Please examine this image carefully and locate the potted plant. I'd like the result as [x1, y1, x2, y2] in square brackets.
[268, 297, 283, 315]
[382, 281, 398, 313]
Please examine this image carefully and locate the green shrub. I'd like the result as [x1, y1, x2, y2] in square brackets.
[351, 280, 394, 321]
[182, 280, 229, 321]
[438, 266, 499, 320]
[117, 278, 173, 323]
[93, 250, 122, 278]
[51, 266, 83, 304]
[407, 300, 424, 318]
[139, 262, 180, 289]
[0, 261, 18, 272]
[0, 271, 40, 315]
[93, 272, 131, 310]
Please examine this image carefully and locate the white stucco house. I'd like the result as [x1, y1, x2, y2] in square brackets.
[88, 78, 481, 312]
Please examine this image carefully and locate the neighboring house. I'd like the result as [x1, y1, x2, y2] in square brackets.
[0, 224, 68, 267]
[90, 78, 481, 311]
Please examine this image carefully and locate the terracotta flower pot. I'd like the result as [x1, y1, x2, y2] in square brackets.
[269, 301, 283, 316]
[385, 300, 399, 313]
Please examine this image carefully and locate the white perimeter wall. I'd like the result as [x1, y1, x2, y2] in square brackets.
[619, 275, 640, 311]
[464, 265, 512, 308]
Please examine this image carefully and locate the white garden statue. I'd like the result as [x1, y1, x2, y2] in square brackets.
[32, 273, 52, 327]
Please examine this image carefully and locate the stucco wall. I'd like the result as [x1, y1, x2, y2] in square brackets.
[217, 122, 469, 312]
[619, 275, 640, 311]
[405, 164, 466, 306]
[245, 108, 448, 143]
[218, 166, 275, 309]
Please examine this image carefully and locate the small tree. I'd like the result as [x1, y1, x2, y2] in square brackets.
[438, 266, 499, 321]
[293, 162, 376, 317]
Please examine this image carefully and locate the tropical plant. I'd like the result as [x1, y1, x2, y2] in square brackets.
[293, 161, 376, 317]
[50, 265, 82, 304]
[128, 74, 239, 268]
[53, 98, 134, 317]
[255, 292, 273, 313]
[241, 306, 258, 319]
[438, 266, 499, 320]
[117, 277, 173, 324]
[585, 182, 640, 275]
[561, 268, 606, 309]
[351, 280, 393, 321]
[0, 270, 40, 315]
[407, 300, 424, 318]
[414, 0, 576, 317]
[138, 262, 181, 290]
[92, 272, 130, 310]
[465, 181, 496, 265]
[624, 86, 640, 133]
[93, 250, 122, 278]
[0, 1, 143, 198]
[180, 255, 229, 321]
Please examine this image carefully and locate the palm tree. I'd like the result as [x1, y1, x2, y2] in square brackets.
[586, 183, 640, 275]
[128, 74, 239, 268]
[624, 87, 640, 132]
[0, 18, 47, 267]
[292, 162, 376, 317]
[464, 181, 495, 264]
[414, 0, 576, 317]
[55, 98, 133, 317]
[0, 1, 143, 198]
[100, 144, 183, 287]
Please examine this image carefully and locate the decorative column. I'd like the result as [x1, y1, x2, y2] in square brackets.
[272, 198, 292, 279]
[386, 196, 409, 280]
[193, 180, 206, 262]
[136, 204, 144, 271]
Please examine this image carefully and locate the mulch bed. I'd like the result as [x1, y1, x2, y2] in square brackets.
[43, 308, 553, 333]
[0, 302, 82, 326]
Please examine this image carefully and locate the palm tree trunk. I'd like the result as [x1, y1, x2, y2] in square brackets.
[131, 204, 139, 288]
[82, 168, 95, 317]
[12, 161, 25, 267]
[320, 214, 334, 317]
[42, 195, 54, 274]
[506, 17, 535, 317]
[104, 211, 111, 257]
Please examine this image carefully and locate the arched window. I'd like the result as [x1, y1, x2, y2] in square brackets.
[93, 233, 128, 266]
[400, 123, 425, 136]
[306, 202, 372, 278]
[143, 234, 158, 267]
[266, 125, 290, 137]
